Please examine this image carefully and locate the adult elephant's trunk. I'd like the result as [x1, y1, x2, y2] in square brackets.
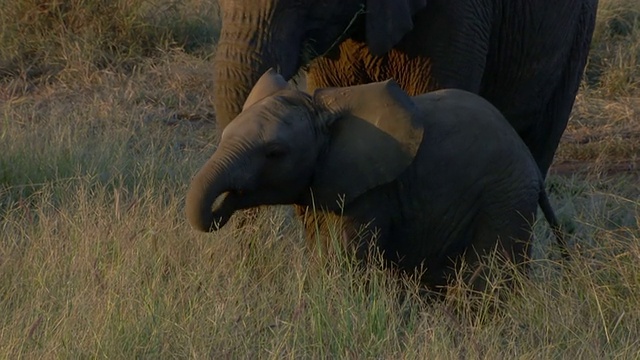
[213, 6, 303, 129]
[185, 151, 235, 232]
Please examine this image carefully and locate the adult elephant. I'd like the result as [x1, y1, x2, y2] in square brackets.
[213, 0, 598, 176]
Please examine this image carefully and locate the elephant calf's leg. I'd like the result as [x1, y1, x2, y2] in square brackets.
[463, 215, 534, 293]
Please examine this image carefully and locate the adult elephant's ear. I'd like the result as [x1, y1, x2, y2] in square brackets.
[366, 0, 427, 55]
[311, 80, 424, 207]
[242, 68, 290, 111]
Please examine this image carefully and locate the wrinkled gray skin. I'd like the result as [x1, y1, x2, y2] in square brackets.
[187, 70, 564, 290]
[214, 0, 598, 177]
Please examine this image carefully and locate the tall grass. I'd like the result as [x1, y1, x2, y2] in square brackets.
[1, 101, 638, 356]
[0, 0, 219, 88]
[584, 0, 640, 96]
[554, 0, 640, 166]
[1, 0, 639, 357]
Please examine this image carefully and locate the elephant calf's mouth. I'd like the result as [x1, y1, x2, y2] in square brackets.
[211, 188, 251, 230]
[209, 191, 236, 230]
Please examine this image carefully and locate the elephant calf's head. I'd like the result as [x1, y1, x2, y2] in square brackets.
[186, 69, 424, 232]
[185, 70, 323, 232]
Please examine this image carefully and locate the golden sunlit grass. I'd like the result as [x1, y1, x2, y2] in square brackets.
[1, 0, 640, 357]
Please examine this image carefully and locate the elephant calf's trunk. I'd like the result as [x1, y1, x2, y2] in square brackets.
[185, 160, 233, 232]
[185, 180, 217, 232]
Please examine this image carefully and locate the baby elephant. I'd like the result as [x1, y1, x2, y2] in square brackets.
[186, 69, 564, 290]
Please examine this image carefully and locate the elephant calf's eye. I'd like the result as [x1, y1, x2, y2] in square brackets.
[265, 144, 288, 159]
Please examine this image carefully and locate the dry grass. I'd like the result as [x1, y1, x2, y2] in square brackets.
[553, 95, 640, 176]
[1, 0, 639, 357]
[553, 0, 640, 176]
[584, 0, 640, 96]
[0, 0, 219, 90]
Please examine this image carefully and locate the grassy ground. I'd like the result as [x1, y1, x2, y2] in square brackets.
[1, 0, 639, 358]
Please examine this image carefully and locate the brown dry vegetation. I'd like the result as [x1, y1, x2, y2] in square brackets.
[553, 0, 640, 177]
[1, 0, 639, 358]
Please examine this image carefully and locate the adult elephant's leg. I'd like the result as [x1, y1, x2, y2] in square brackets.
[517, 3, 597, 178]
[386, 1, 493, 95]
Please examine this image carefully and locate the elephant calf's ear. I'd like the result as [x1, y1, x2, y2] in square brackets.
[242, 68, 290, 111]
[311, 80, 424, 206]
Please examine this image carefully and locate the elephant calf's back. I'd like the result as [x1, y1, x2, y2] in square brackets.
[404, 89, 542, 257]
[413, 89, 533, 164]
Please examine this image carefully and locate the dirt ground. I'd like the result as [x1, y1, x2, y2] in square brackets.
[550, 159, 640, 177]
